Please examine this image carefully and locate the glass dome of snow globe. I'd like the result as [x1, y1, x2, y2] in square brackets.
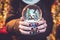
[22, 5, 42, 22]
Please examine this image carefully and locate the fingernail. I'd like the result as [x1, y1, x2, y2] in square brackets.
[36, 23, 39, 26]
[36, 28, 38, 30]
[31, 28, 33, 30]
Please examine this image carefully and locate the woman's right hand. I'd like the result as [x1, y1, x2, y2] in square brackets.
[19, 17, 32, 35]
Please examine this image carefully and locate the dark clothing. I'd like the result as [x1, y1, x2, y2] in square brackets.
[16, 34, 47, 40]
[6, 0, 53, 40]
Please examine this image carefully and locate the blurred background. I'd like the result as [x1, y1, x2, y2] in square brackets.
[0, 0, 60, 40]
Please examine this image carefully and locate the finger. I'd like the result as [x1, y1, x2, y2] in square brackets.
[19, 21, 30, 26]
[20, 17, 24, 21]
[37, 23, 47, 30]
[37, 21, 45, 25]
[37, 28, 46, 33]
[38, 18, 44, 21]
[19, 29, 30, 35]
[41, 18, 45, 20]
[37, 19, 46, 25]
[19, 25, 32, 31]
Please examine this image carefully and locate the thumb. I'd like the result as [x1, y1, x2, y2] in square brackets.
[20, 17, 24, 21]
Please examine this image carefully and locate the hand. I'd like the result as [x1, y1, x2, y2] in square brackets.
[19, 17, 47, 35]
[19, 17, 32, 35]
[36, 18, 47, 33]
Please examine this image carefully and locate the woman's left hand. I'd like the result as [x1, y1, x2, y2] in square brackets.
[36, 18, 47, 33]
